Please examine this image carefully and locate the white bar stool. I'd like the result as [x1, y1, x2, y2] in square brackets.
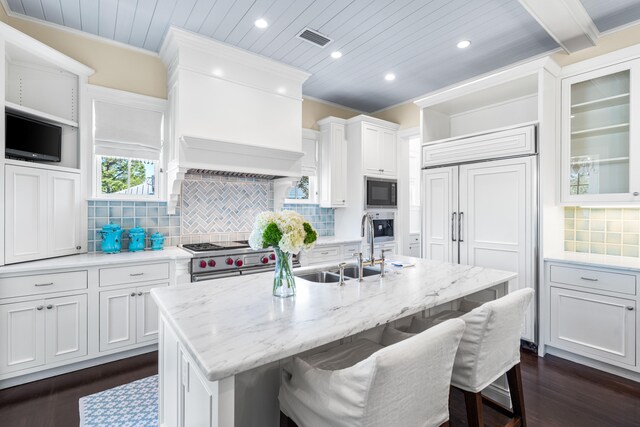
[407, 288, 535, 427]
[278, 319, 466, 427]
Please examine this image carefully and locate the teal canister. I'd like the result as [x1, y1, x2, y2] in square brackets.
[128, 227, 146, 252]
[150, 232, 165, 251]
[98, 223, 123, 254]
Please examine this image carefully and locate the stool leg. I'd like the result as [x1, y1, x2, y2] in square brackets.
[280, 411, 295, 427]
[439, 421, 450, 427]
[463, 390, 484, 427]
[507, 363, 526, 427]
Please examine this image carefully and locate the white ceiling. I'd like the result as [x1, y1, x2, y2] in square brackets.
[3, 0, 640, 112]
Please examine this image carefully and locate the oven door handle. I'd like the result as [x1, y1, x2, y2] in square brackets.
[192, 270, 242, 282]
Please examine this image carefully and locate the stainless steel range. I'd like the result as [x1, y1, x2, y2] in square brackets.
[182, 241, 300, 282]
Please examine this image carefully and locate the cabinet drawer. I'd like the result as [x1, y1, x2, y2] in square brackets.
[550, 287, 635, 367]
[99, 262, 170, 287]
[0, 271, 87, 299]
[306, 246, 341, 265]
[342, 243, 361, 258]
[409, 235, 420, 244]
[549, 265, 636, 295]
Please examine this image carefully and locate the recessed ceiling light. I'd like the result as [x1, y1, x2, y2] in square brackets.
[457, 40, 471, 49]
[384, 73, 396, 81]
[212, 68, 224, 77]
[331, 51, 342, 59]
[254, 19, 268, 29]
[277, 87, 287, 94]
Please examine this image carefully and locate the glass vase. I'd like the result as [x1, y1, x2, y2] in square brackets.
[273, 247, 296, 298]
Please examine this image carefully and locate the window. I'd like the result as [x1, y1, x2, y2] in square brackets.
[99, 156, 157, 197]
[285, 176, 317, 203]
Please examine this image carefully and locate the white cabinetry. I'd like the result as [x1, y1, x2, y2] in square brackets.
[99, 283, 167, 352]
[561, 59, 640, 204]
[5, 165, 81, 264]
[362, 124, 397, 177]
[318, 118, 347, 208]
[0, 294, 87, 374]
[544, 261, 639, 372]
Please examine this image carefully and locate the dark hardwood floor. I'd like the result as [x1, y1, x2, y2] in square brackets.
[1, 350, 640, 426]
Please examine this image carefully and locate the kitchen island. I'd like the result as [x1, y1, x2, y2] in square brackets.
[152, 256, 517, 427]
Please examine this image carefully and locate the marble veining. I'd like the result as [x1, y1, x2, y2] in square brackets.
[152, 256, 516, 382]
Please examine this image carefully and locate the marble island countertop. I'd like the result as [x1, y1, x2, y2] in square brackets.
[0, 247, 192, 275]
[152, 256, 517, 382]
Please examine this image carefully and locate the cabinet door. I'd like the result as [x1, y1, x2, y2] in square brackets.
[562, 59, 640, 203]
[331, 130, 347, 206]
[4, 165, 48, 264]
[380, 129, 397, 176]
[180, 348, 216, 427]
[362, 125, 382, 175]
[422, 167, 458, 263]
[0, 299, 45, 373]
[99, 288, 136, 351]
[48, 171, 82, 257]
[136, 283, 167, 344]
[459, 157, 535, 341]
[45, 294, 87, 363]
[550, 287, 635, 367]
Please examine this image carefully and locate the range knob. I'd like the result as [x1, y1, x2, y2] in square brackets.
[235, 259, 244, 267]
[199, 260, 207, 268]
[225, 257, 234, 266]
[208, 259, 216, 267]
[269, 253, 276, 261]
[261, 256, 269, 264]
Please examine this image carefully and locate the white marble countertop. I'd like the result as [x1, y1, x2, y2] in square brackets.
[152, 256, 516, 382]
[0, 247, 192, 275]
[314, 236, 363, 246]
[545, 251, 640, 272]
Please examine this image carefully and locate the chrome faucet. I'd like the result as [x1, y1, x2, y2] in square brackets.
[355, 213, 386, 281]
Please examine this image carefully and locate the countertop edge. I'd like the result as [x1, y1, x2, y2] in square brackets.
[544, 252, 640, 273]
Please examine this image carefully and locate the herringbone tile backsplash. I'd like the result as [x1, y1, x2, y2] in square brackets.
[181, 174, 274, 236]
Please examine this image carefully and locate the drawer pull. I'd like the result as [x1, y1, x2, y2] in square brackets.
[137, 292, 143, 296]
[627, 306, 634, 311]
[46, 304, 53, 310]
[580, 277, 599, 282]
[320, 252, 329, 255]
[36, 305, 43, 311]
[35, 282, 54, 287]
[131, 292, 136, 297]
[129, 273, 144, 277]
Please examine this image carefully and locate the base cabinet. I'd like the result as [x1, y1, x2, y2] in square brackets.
[99, 283, 167, 352]
[0, 294, 87, 374]
[549, 286, 636, 367]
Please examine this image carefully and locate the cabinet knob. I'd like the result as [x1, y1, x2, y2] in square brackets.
[137, 292, 143, 296]
[634, 192, 639, 196]
[627, 306, 634, 311]
[46, 304, 53, 310]
[76, 245, 82, 250]
[36, 305, 43, 311]
[130, 292, 136, 297]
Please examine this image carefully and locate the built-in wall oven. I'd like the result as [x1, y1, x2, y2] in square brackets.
[368, 211, 395, 243]
[365, 177, 397, 209]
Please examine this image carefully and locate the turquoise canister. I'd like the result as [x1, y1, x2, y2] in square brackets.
[128, 227, 146, 252]
[98, 223, 123, 254]
[150, 232, 165, 251]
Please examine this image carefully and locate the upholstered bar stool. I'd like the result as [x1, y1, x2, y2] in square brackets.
[409, 288, 535, 427]
[278, 319, 466, 427]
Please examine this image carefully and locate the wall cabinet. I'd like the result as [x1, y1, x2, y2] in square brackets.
[362, 124, 397, 177]
[0, 294, 87, 374]
[5, 165, 81, 264]
[561, 59, 640, 204]
[318, 119, 348, 208]
[99, 283, 167, 352]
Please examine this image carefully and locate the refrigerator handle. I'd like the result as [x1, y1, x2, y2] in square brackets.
[451, 212, 457, 241]
[458, 212, 464, 242]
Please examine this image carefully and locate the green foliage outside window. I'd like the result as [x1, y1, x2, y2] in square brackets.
[100, 157, 149, 194]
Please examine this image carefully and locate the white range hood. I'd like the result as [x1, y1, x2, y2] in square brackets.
[159, 27, 310, 213]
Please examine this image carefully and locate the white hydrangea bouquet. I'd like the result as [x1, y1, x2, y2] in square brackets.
[249, 211, 318, 297]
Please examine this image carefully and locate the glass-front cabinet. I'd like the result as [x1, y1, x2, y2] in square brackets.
[562, 59, 640, 204]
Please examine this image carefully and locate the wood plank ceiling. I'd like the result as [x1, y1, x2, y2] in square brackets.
[3, 0, 639, 112]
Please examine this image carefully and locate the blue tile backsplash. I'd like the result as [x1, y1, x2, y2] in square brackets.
[88, 201, 181, 253]
[282, 204, 335, 237]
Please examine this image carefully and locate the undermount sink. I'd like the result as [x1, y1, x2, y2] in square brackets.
[295, 264, 382, 283]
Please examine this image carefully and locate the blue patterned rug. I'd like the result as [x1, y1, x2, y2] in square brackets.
[79, 375, 158, 427]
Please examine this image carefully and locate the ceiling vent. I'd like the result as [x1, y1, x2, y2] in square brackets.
[297, 28, 332, 48]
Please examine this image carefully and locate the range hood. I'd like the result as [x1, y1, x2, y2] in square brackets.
[159, 27, 310, 213]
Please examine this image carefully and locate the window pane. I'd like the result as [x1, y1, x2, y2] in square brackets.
[287, 176, 310, 200]
[100, 156, 156, 196]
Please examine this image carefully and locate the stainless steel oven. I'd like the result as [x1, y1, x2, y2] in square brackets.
[369, 211, 395, 243]
[365, 177, 397, 209]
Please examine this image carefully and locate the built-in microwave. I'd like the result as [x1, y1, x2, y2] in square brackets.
[365, 177, 397, 209]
